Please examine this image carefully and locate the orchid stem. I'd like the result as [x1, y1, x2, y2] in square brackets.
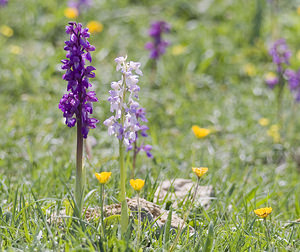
[132, 141, 137, 178]
[119, 139, 128, 237]
[137, 192, 141, 251]
[277, 73, 284, 127]
[75, 115, 84, 217]
[119, 72, 129, 238]
[100, 184, 106, 241]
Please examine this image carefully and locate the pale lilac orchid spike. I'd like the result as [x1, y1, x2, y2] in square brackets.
[103, 56, 152, 157]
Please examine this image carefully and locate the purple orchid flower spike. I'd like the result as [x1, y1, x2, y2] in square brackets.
[59, 22, 98, 214]
[59, 22, 99, 138]
[145, 21, 171, 60]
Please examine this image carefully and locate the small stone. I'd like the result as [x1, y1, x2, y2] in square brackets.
[154, 178, 214, 209]
[49, 198, 194, 233]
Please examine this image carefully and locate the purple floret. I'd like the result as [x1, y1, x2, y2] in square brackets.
[269, 39, 291, 73]
[265, 76, 279, 89]
[68, 0, 92, 13]
[285, 69, 300, 102]
[59, 22, 99, 138]
[138, 144, 153, 158]
[0, 0, 8, 6]
[145, 21, 170, 60]
[126, 108, 153, 159]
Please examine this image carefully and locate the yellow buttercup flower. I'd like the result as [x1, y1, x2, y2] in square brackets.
[192, 167, 208, 178]
[243, 63, 256, 77]
[64, 7, 78, 19]
[254, 207, 272, 218]
[87, 21, 103, 34]
[192, 125, 211, 139]
[297, 6, 300, 15]
[130, 179, 145, 192]
[265, 72, 277, 81]
[0, 25, 14, 37]
[267, 124, 280, 143]
[10, 45, 23, 55]
[296, 50, 300, 61]
[95, 172, 112, 184]
[171, 45, 187, 56]
[258, 118, 269, 127]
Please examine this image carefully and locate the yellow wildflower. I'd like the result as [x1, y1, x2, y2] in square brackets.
[10, 45, 23, 55]
[258, 118, 269, 127]
[192, 167, 208, 178]
[297, 6, 300, 15]
[243, 63, 256, 77]
[64, 7, 78, 19]
[254, 207, 272, 218]
[95, 172, 112, 184]
[130, 179, 145, 192]
[267, 124, 280, 143]
[171, 45, 187, 56]
[265, 72, 277, 81]
[0, 25, 13, 37]
[87, 21, 103, 34]
[192, 125, 211, 139]
[296, 50, 300, 61]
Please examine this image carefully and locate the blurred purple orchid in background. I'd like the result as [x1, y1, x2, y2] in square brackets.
[285, 69, 300, 102]
[0, 0, 8, 7]
[145, 21, 171, 60]
[68, 0, 92, 13]
[269, 38, 291, 73]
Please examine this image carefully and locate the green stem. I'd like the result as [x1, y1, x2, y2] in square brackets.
[75, 113, 84, 217]
[277, 73, 284, 127]
[119, 139, 128, 236]
[100, 184, 106, 240]
[271, 0, 278, 40]
[150, 60, 157, 85]
[119, 66, 128, 238]
[264, 218, 271, 248]
[119, 70, 129, 237]
[132, 141, 137, 178]
[137, 192, 141, 251]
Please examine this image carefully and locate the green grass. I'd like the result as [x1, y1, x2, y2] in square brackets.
[0, 0, 300, 250]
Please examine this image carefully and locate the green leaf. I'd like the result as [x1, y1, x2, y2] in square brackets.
[163, 207, 172, 249]
[104, 214, 121, 226]
[203, 221, 214, 252]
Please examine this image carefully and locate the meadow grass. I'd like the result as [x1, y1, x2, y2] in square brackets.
[0, 0, 300, 250]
